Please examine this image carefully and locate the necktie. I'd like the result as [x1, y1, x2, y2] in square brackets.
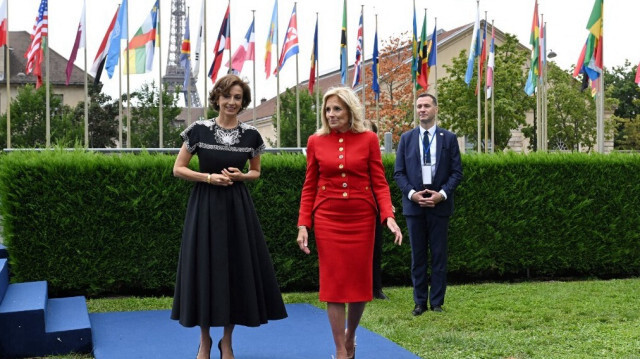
[423, 131, 431, 165]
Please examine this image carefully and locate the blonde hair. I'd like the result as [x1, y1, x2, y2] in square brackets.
[316, 87, 367, 135]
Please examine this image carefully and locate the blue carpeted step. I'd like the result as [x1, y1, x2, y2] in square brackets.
[0, 243, 7, 259]
[0, 281, 48, 357]
[0, 258, 8, 303]
[44, 296, 93, 355]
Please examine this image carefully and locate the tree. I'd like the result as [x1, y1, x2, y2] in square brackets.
[363, 33, 415, 145]
[0, 84, 74, 148]
[544, 63, 597, 151]
[269, 87, 318, 147]
[604, 60, 640, 149]
[129, 81, 183, 148]
[68, 83, 119, 148]
[438, 33, 533, 151]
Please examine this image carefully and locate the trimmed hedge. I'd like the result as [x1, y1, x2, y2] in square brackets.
[0, 150, 639, 296]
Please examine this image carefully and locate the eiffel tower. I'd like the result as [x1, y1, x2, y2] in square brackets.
[162, 0, 201, 108]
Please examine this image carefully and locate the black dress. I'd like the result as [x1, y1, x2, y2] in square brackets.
[171, 119, 287, 328]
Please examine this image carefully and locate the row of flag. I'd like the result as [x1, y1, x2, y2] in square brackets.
[412, 6, 438, 92]
[463, 2, 495, 99]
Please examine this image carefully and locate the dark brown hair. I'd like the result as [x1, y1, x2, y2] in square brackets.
[417, 93, 438, 106]
[209, 74, 252, 111]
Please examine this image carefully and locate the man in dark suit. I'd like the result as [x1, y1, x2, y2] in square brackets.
[394, 93, 463, 315]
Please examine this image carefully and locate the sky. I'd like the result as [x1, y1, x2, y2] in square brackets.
[7, 0, 638, 108]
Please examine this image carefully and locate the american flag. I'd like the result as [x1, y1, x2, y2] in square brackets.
[352, 13, 363, 88]
[25, 0, 48, 88]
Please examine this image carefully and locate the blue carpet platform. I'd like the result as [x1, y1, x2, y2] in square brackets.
[90, 304, 421, 359]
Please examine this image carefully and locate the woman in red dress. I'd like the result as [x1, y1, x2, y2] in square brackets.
[296, 87, 402, 359]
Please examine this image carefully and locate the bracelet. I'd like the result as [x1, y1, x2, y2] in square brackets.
[206, 174, 212, 184]
[298, 225, 307, 230]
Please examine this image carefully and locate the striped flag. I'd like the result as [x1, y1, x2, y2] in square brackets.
[89, 6, 118, 84]
[264, 0, 277, 79]
[65, 0, 86, 85]
[124, 0, 158, 74]
[208, 4, 230, 84]
[340, 0, 347, 84]
[476, 19, 487, 95]
[275, 3, 298, 74]
[412, 3, 418, 83]
[371, 28, 380, 100]
[309, 18, 318, 94]
[584, 0, 603, 80]
[24, 0, 48, 89]
[425, 25, 438, 90]
[416, 13, 427, 90]
[228, 19, 255, 74]
[486, 25, 495, 99]
[0, 0, 7, 47]
[352, 13, 363, 88]
[180, 13, 191, 93]
[524, 0, 540, 96]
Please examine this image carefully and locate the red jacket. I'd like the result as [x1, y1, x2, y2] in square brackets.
[298, 130, 395, 228]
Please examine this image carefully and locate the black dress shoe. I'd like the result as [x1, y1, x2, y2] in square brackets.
[411, 304, 427, 316]
[373, 290, 389, 300]
[431, 305, 443, 312]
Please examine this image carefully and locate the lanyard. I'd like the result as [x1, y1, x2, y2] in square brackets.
[421, 130, 436, 165]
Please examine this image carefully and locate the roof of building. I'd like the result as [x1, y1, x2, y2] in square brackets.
[1, 31, 92, 86]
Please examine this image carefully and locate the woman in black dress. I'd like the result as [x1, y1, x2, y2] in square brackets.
[171, 74, 287, 359]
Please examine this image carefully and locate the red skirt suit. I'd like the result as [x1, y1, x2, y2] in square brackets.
[298, 130, 395, 302]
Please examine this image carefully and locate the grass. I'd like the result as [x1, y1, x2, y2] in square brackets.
[40, 278, 640, 359]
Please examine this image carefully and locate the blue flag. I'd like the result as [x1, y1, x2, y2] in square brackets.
[371, 30, 380, 100]
[105, 0, 128, 79]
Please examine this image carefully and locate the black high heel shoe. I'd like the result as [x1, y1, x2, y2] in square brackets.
[196, 336, 212, 359]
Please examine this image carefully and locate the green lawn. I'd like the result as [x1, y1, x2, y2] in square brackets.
[46, 278, 640, 358]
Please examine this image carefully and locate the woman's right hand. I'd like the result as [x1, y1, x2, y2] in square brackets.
[296, 227, 310, 255]
[209, 173, 233, 186]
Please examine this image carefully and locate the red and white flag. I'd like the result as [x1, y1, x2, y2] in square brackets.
[65, 0, 86, 85]
[227, 19, 255, 74]
[0, 0, 8, 48]
[24, 0, 48, 89]
[635, 60, 640, 86]
[89, 6, 119, 84]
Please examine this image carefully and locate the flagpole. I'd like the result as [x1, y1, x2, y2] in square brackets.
[227, 0, 231, 74]
[345, 0, 349, 87]
[83, 0, 88, 148]
[295, 4, 300, 147]
[434, 17, 439, 101]
[118, 45, 122, 148]
[5, 0, 10, 149]
[542, 19, 547, 152]
[476, 1, 481, 153]
[490, 19, 495, 153]
[360, 5, 365, 122]
[375, 14, 379, 128]
[158, 0, 163, 148]
[187, 7, 192, 126]
[276, 6, 281, 148]
[46, 33, 50, 147]
[252, 9, 257, 126]
[483, 11, 488, 153]
[203, 0, 208, 119]
[126, 0, 131, 148]
[412, 0, 417, 127]
[315, 12, 320, 129]
[540, 14, 545, 152]
[597, 13, 605, 153]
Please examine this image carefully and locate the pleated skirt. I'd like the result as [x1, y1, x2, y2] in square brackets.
[171, 182, 288, 327]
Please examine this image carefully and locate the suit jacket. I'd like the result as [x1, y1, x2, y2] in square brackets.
[298, 130, 395, 228]
[394, 126, 463, 217]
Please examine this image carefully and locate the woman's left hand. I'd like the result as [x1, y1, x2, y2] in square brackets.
[385, 218, 403, 245]
[222, 167, 244, 181]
